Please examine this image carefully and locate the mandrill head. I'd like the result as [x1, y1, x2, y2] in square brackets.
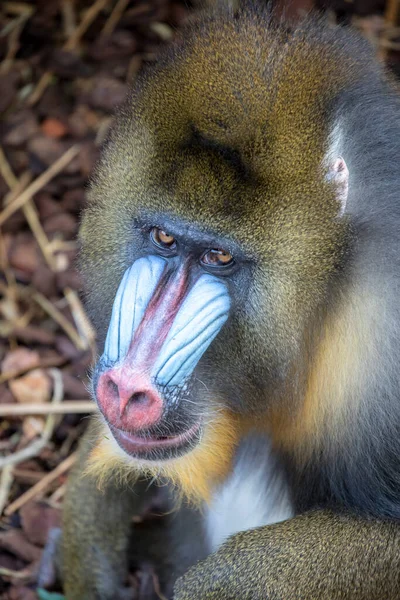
[80, 10, 364, 502]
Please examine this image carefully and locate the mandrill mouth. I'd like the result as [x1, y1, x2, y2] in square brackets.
[109, 421, 202, 460]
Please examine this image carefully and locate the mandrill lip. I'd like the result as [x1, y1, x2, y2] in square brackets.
[109, 421, 201, 458]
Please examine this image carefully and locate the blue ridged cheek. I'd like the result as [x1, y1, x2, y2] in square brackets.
[101, 255, 231, 389]
[102, 255, 166, 364]
[153, 275, 230, 388]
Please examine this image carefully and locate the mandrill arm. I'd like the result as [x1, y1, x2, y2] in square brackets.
[174, 511, 400, 600]
[61, 423, 145, 600]
[61, 422, 208, 600]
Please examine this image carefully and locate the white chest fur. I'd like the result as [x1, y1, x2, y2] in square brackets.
[205, 434, 294, 552]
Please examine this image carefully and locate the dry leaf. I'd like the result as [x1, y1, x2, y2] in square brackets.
[1, 349, 41, 375]
[9, 369, 51, 404]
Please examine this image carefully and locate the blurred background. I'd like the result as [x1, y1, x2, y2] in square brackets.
[0, 0, 399, 598]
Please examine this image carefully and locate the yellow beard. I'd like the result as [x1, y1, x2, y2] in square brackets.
[85, 410, 242, 504]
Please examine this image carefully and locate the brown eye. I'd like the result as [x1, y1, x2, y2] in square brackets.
[151, 227, 176, 249]
[201, 248, 234, 268]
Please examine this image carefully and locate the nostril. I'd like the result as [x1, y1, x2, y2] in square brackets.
[105, 377, 119, 399]
[97, 370, 163, 429]
[129, 392, 149, 405]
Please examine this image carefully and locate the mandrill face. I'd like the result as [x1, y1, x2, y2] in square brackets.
[94, 249, 230, 462]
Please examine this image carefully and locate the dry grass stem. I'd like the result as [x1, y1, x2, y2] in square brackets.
[23, 202, 57, 269]
[0, 12, 29, 74]
[33, 292, 87, 350]
[0, 401, 96, 416]
[0, 147, 56, 267]
[64, 0, 109, 50]
[28, 0, 110, 103]
[4, 451, 77, 516]
[0, 145, 18, 189]
[0, 465, 14, 516]
[3, 171, 33, 204]
[49, 482, 67, 504]
[0, 566, 31, 580]
[61, 0, 77, 39]
[0, 368, 64, 470]
[26, 70, 54, 106]
[101, 0, 130, 37]
[64, 287, 96, 349]
[3, 3, 35, 16]
[0, 145, 80, 226]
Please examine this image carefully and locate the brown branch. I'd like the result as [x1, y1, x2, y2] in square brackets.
[0, 401, 96, 416]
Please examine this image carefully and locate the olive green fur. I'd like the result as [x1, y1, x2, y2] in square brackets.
[175, 511, 400, 599]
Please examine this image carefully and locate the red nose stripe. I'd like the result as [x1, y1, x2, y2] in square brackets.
[126, 258, 191, 370]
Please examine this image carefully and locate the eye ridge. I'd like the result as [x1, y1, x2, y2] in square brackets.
[151, 227, 177, 250]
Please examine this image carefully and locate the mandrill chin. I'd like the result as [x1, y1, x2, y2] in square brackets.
[59, 4, 400, 600]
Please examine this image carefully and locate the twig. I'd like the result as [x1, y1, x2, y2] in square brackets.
[0, 14, 26, 74]
[64, 287, 96, 349]
[47, 239, 78, 253]
[0, 368, 64, 470]
[3, 170, 33, 204]
[100, 0, 130, 37]
[64, 0, 109, 50]
[33, 291, 87, 350]
[61, 0, 77, 39]
[0, 145, 18, 188]
[0, 145, 80, 226]
[385, 0, 399, 25]
[4, 452, 77, 516]
[0, 401, 96, 416]
[23, 201, 57, 269]
[152, 570, 169, 600]
[13, 468, 47, 484]
[26, 70, 54, 107]
[0, 566, 31, 580]
[59, 419, 87, 457]
[48, 481, 67, 504]
[27, 0, 109, 104]
[0, 224, 17, 289]
[0, 465, 14, 516]
[3, 3, 35, 17]
[0, 148, 57, 269]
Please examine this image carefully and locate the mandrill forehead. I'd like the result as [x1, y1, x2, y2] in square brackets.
[129, 13, 373, 182]
[84, 13, 364, 263]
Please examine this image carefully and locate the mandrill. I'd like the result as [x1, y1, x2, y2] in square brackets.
[59, 5, 400, 599]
